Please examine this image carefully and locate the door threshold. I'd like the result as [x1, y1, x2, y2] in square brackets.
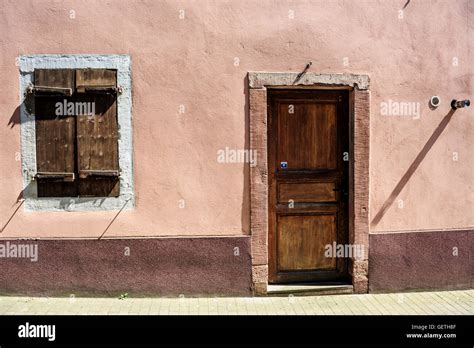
[266, 282, 353, 296]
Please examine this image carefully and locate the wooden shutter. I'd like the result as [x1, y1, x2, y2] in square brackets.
[34, 69, 74, 96]
[75, 69, 120, 197]
[76, 69, 116, 93]
[34, 69, 77, 197]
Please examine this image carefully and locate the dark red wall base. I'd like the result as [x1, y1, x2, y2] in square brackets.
[0, 237, 252, 296]
[369, 229, 473, 293]
[2, 230, 471, 296]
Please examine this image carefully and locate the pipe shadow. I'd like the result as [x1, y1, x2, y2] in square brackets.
[98, 198, 131, 240]
[0, 184, 32, 233]
[371, 108, 456, 227]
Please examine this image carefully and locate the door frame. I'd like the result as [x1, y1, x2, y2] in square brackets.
[248, 72, 370, 294]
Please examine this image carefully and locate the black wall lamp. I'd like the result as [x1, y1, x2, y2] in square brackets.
[451, 99, 470, 110]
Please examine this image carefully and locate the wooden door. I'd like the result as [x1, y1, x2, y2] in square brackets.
[268, 89, 349, 283]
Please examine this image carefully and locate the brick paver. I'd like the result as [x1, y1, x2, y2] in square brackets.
[0, 290, 471, 315]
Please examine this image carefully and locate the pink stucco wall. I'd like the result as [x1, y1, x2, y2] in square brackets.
[0, 0, 472, 238]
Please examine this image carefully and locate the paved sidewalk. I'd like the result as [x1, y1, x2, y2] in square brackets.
[0, 290, 472, 315]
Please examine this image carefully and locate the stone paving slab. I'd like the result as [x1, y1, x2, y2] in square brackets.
[0, 290, 471, 315]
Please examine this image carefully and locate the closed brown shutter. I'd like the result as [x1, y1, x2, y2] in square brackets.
[76, 69, 116, 93]
[75, 69, 120, 197]
[34, 69, 77, 197]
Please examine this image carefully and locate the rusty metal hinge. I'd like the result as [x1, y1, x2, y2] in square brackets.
[76, 86, 123, 94]
[35, 172, 75, 182]
[27, 85, 73, 96]
[79, 170, 120, 179]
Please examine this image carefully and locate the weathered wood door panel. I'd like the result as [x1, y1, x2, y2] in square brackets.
[277, 214, 337, 271]
[268, 89, 349, 283]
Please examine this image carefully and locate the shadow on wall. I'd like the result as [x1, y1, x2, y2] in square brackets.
[2, 103, 29, 233]
[8, 105, 20, 128]
[371, 108, 456, 228]
[9, 89, 36, 128]
[0, 186, 29, 233]
[0, 183, 131, 239]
